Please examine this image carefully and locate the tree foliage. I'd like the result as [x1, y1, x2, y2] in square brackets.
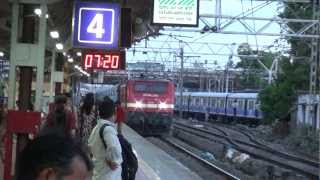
[236, 43, 274, 90]
[258, 3, 312, 123]
[277, 2, 312, 90]
[279, 3, 313, 48]
[259, 58, 295, 123]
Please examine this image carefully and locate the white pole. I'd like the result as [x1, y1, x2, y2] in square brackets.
[179, 42, 184, 119]
[215, 0, 221, 30]
[49, 49, 56, 102]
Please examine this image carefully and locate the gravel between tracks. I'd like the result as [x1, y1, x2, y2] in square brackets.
[147, 137, 235, 180]
[179, 118, 319, 162]
[172, 122, 313, 180]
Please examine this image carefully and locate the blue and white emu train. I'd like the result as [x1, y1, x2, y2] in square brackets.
[175, 92, 263, 123]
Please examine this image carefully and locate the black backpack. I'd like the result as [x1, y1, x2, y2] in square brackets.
[99, 124, 138, 180]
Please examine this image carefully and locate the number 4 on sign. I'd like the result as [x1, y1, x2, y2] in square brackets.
[87, 13, 105, 38]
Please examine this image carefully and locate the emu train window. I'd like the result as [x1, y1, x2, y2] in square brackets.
[210, 98, 216, 107]
[195, 97, 200, 105]
[134, 82, 168, 93]
[183, 97, 188, 105]
[248, 100, 255, 109]
[238, 100, 244, 109]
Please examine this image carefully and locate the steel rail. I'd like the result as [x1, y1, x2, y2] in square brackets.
[161, 137, 241, 180]
[211, 123, 320, 167]
[173, 122, 320, 179]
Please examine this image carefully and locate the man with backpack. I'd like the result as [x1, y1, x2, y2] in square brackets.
[88, 96, 123, 180]
[88, 96, 138, 180]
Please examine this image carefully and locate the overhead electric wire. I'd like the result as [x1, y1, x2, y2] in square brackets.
[129, 1, 293, 71]
[251, 0, 259, 52]
[138, 40, 291, 50]
[219, 1, 273, 30]
[241, 0, 250, 43]
[191, 18, 214, 42]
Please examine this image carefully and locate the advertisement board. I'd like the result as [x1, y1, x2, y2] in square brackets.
[72, 1, 120, 49]
[152, 0, 199, 27]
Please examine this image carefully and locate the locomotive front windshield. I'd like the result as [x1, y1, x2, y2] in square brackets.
[134, 82, 168, 93]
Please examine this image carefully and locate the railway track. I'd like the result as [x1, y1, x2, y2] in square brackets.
[173, 121, 320, 179]
[160, 137, 241, 180]
[208, 123, 320, 167]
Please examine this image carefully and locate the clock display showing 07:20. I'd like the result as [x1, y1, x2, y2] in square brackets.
[83, 53, 122, 70]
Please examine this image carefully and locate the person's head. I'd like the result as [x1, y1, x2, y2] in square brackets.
[64, 92, 71, 99]
[54, 95, 67, 108]
[53, 95, 67, 125]
[17, 135, 92, 180]
[81, 93, 94, 115]
[64, 92, 72, 106]
[99, 96, 115, 120]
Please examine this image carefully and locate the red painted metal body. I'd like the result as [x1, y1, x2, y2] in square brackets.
[3, 110, 41, 180]
[119, 79, 174, 135]
[120, 79, 175, 113]
[6, 111, 41, 134]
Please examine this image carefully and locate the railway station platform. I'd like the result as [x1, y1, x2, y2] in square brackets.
[123, 125, 202, 180]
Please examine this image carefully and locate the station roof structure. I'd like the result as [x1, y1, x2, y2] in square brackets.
[0, 0, 162, 57]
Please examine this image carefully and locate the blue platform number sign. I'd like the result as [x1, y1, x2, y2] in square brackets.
[73, 1, 120, 49]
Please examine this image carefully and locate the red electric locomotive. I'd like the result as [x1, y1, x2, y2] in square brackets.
[119, 79, 174, 136]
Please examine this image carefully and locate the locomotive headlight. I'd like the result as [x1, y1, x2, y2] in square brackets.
[135, 101, 143, 108]
[159, 102, 167, 109]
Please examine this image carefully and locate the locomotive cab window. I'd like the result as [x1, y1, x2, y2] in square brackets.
[134, 82, 168, 93]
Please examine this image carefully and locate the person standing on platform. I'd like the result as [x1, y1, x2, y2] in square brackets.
[16, 135, 92, 180]
[115, 101, 125, 135]
[88, 96, 122, 180]
[79, 93, 97, 144]
[64, 92, 74, 113]
[40, 95, 76, 137]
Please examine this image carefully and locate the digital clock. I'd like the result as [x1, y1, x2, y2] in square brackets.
[82, 51, 125, 70]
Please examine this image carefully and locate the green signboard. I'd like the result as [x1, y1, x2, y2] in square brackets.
[152, 0, 199, 27]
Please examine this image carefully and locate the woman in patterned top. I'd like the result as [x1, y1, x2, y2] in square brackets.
[79, 93, 97, 144]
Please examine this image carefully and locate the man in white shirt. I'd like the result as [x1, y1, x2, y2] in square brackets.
[88, 96, 123, 180]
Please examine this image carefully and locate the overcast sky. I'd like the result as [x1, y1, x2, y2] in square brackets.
[126, 0, 287, 70]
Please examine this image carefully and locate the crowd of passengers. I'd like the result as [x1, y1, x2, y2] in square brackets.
[1, 92, 131, 180]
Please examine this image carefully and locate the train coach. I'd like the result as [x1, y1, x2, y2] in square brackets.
[175, 92, 263, 124]
[119, 79, 175, 136]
